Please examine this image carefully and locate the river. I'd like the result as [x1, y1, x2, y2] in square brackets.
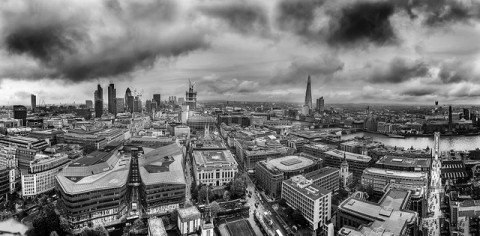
[341, 132, 480, 151]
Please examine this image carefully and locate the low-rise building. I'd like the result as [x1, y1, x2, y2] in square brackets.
[139, 143, 186, 216]
[255, 155, 320, 198]
[303, 167, 340, 193]
[177, 206, 201, 236]
[192, 149, 238, 187]
[361, 167, 428, 192]
[323, 150, 372, 180]
[21, 153, 70, 198]
[282, 175, 332, 231]
[56, 144, 128, 229]
[375, 155, 431, 172]
[337, 189, 419, 236]
[0, 136, 48, 150]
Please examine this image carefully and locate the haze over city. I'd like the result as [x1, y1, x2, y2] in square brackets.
[1, 0, 480, 105]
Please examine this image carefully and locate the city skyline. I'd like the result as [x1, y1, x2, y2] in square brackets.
[1, 0, 480, 105]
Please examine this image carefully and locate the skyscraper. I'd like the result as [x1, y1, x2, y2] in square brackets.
[116, 98, 125, 113]
[31, 94, 36, 112]
[125, 88, 133, 113]
[153, 94, 161, 107]
[186, 79, 197, 110]
[94, 84, 103, 118]
[303, 75, 312, 115]
[146, 99, 152, 113]
[316, 96, 324, 113]
[107, 83, 116, 114]
[13, 105, 27, 126]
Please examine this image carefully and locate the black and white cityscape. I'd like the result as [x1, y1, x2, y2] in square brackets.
[1, 0, 480, 236]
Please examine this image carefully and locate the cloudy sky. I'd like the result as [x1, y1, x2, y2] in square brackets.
[1, 0, 480, 105]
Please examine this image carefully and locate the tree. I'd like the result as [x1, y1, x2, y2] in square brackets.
[230, 177, 246, 199]
[133, 219, 145, 229]
[32, 201, 70, 236]
[209, 201, 221, 218]
[169, 209, 178, 225]
[278, 198, 287, 207]
[223, 191, 231, 201]
[284, 207, 294, 217]
[50, 232, 59, 236]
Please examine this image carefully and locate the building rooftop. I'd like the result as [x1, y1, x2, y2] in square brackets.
[304, 167, 339, 180]
[138, 143, 186, 185]
[325, 150, 372, 162]
[283, 176, 330, 200]
[56, 145, 129, 194]
[265, 156, 315, 172]
[338, 189, 417, 236]
[148, 218, 167, 236]
[193, 150, 237, 166]
[363, 167, 428, 179]
[376, 155, 431, 168]
[177, 206, 201, 222]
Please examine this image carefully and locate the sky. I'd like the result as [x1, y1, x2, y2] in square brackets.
[1, 0, 480, 105]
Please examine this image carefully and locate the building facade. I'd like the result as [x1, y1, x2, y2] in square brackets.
[282, 175, 331, 231]
[361, 167, 428, 192]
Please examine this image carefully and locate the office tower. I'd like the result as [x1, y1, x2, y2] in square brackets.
[94, 84, 103, 118]
[31, 94, 36, 112]
[108, 83, 116, 114]
[151, 101, 157, 112]
[449, 105, 453, 131]
[435, 101, 438, 106]
[463, 108, 470, 120]
[116, 98, 125, 113]
[153, 94, 161, 106]
[178, 97, 185, 105]
[316, 96, 324, 112]
[13, 105, 27, 126]
[85, 100, 93, 109]
[146, 100, 152, 113]
[186, 79, 197, 110]
[303, 75, 312, 115]
[133, 96, 142, 112]
[125, 88, 134, 113]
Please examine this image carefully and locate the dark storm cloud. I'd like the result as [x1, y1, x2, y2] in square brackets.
[276, 0, 397, 46]
[1, 0, 209, 82]
[198, 1, 269, 35]
[369, 57, 429, 83]
[398, 0, 480, 26]
[276, 0, 325, 39]
[328, 1, 396, 46]
[401, 87, 436, 96]
[438, 60, 473, 84]
[273, 55, 344, 85]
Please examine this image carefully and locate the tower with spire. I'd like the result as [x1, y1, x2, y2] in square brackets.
[340, 148, 350, 188]
[303, 75, 313, 116]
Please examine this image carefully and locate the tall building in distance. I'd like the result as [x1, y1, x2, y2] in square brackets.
[153, 94, 161, 107]
[316, 96, 324, 113]
[94, 84, 103, 118]
[85, 100, 93, 109]
[31, 94, 36, 112]
[185, 79, 197, 110]
[125, 88, 133, 113]
[107, 83, 116, 115]
[13, 105, 27, 126]
[116, 98, 125, 113]
[303, 75, 312, 116]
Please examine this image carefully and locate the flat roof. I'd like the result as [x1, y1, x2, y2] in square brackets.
[193, 150, 237, 166]
[304, 167, 339, 180]
[148, 218, 167, 236]
[138, 143, 186, 185]
[376, 156, 431, 168]
[363, 168, 428, 179]
[338, 189, 417, 236]
[266, 156, 315, 172]
[325, 150, 372, 162]
[283, 178, 330, 200]
[177, 206, 201, 222]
